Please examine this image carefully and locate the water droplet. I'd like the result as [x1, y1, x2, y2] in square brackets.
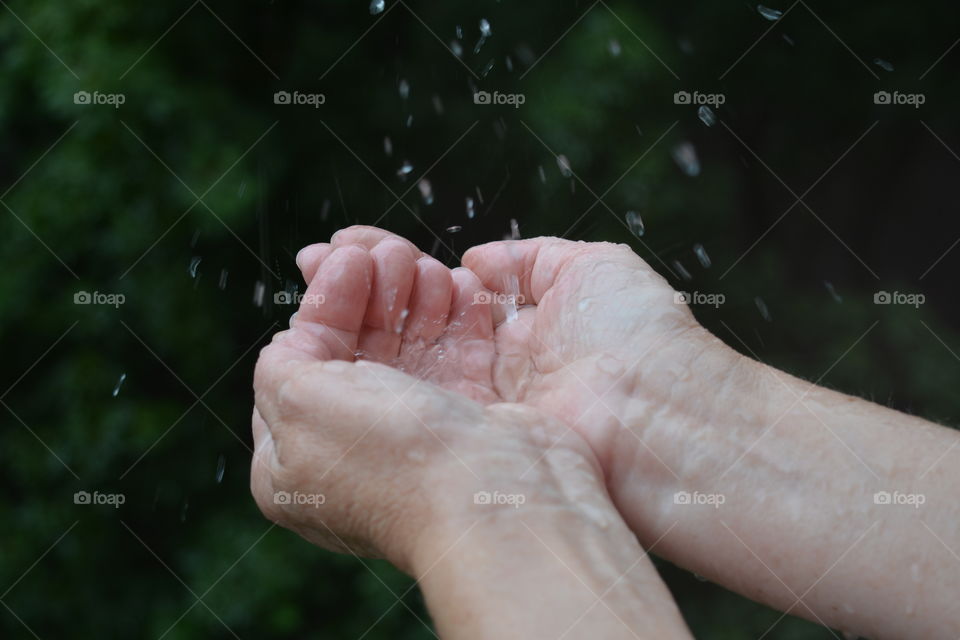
[757, 5, 783, 21]
[450, 40, 463, 57]
[671, 142, 701, 177]
[218, 269, 229, 290]
[215, 454, 225, 483]
[480, 59, 495, 77]
[556, 154, 573, 178]
[465, 197, 475, 219]
[369, 0, 385, 15]
[504, 274, 520, 323]
[874, 58, 894, 72]
[475, 186, 484, 204]
[755, 296, 772, 322]
[446, 225, 462, 233]
[112, 373, 127, 397]
[253, 281, 266, 307]
[190, 229, 201, 248]
[625, 211, 645, 237]
[456, 25, 463, 39]
[397, 160, 414, 179]
[398, 78, 410, 100]
[394, 308, 409, 334]
[405, 114, 413, 128]
[383, 136, 393, 156]
[189, 256, 202, 278]
[698, 105, 717, 127]
[479, 18, 492, 37]
[824, 281, 843, 303]
[608, 39, 621, 57]
[432, 94, 444, 114]
[505, 55, 514, 72]
[693, 243, 711, 268]
[417, 179, 434, 205]
[538, 165, 546, 183]
[672, 260, 693, 282]
[180, 498, 189, 522]
[782, 33, 795, 46]
[320, 199, 331, 221]
[510, 219, 520, 240]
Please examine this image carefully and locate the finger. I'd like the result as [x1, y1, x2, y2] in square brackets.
[296, 243, 332, 284]
[403, 255, 454, 344]
[292, 244, 374, 360]
[356, 237, 418, 362]
[331, 225, 422, 261]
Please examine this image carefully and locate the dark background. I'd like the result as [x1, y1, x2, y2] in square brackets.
[2, 1, 958, 637]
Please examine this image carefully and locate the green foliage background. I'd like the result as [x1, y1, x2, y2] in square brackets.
[1, 1, 958, 637]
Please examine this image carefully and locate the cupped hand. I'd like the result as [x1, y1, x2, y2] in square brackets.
[252, 242, 603, 571]
[298, 226, 724, 470]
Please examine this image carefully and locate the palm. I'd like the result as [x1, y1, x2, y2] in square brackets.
[307, 228, 696, 439]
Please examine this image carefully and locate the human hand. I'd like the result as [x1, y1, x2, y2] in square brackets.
[300, 226, 739, 472]
[251, 243, 606, 572]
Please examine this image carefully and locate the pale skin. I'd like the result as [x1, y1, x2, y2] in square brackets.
[252, 225, 960, 639]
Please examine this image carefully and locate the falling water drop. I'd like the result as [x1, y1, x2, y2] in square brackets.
[556, 154, 573, 178]
[608, 39, 622, 57]
[398, 78, 410, 100]
[672, 142, 701, 177]
[189, 256, 202, 278]
[180, 498, 189, 522]
[112, 373, 127, 398]
[417, 179, 434, 205]
[873, 58, 894, 72]
[672, 260, 693, 282]
[384, 136, 393, 156]
[479, 18, 492, 37]
[397, 160, 414, 179]
[465, 197, 475, 219]
[693, 243, 712, 268]
[215, 454, 225, 483]
[757, 5, 783, 21]
[456, 25, 463, 39]
[625, 211, 645, 237]
[824, 281, 843, 303]
[450, 40, 463, 57]
[253, 281, 266, 307]
[218, 269, 228, 290]
[369, 0, 385, 15]
[755, 296, 772, 322]
[698, 105, 717, 127]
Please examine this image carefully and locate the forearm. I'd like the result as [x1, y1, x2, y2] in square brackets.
[609, 331, 960, 638]
[412, 453, 692, 640]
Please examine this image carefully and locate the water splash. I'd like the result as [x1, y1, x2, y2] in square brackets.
[510, 219, 520, 240]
